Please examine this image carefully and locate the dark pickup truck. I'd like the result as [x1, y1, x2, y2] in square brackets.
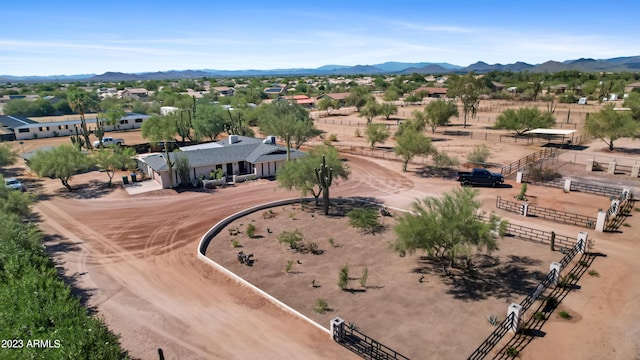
[456, 168, 504, 187]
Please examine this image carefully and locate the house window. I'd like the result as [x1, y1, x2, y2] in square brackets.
[39, 126, 49, 131]
[58, 125, 69, 130]
[134, 118, 143, 123]
[18, 128, 30, 133]
[120, 120, 129, 125]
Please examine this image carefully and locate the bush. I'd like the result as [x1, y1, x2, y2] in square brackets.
[278, 229, 304, 250]
[314, 298, 329, 314]
[347, 207, 381, 234]
[307, 241, 319, 255]
[338, 263, 349, 290]
[467, 144, 491, 166]
[360, 266, 369, 288]
[355, 128, 362, 137]
[534, 312, 547, 321]
[433, 151, 459, 169]
[328, 133, 338, 141]
[559, 310, 572, 319]
[527, 166, 562, 182]
[246, 223, 256, 238]
[505, 346, 519, 358]
[588, 269, 600, 277]
[514, 183, 528, 201]
[328, 237, 336, 247]
[231, 239, 240, 248]
[285, 259, 294, 273]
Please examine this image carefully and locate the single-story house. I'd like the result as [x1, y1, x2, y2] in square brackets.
[12, 113, 151, 140]
[412, 87, 448, 98]
[624, 82, 640, 93]
[316, 92, 350, 106]
[212, 86, 235, 96]
[281, 95, 315, 108]
[263, 84, 288, 97]
[136, 135, 305, 189]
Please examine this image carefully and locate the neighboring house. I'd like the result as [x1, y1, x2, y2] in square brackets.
[316, 92, 350, 106]
[491, 82, 506, 91]
[282, 95, 315, 108]
[263, 84, 288, 97]
[412, 87, 448, 98]
[12, 113, 151, 140]
[136, 135, 305, 189]
[624, 82, 640, 93]
[120, 88, 149, 100]
[0, 115, 38, 141]
[212, 86, 235, 96]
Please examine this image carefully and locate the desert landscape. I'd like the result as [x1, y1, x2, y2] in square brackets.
[4, 99, 640, 359]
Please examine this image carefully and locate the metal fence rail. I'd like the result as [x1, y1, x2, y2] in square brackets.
[526, 204, 597, 229]
[501, 148, 557, 177]
[338, 326, 410, 360]
[467, 312, 516, 360]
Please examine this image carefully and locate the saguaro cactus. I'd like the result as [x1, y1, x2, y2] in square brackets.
[70, 126, 85, 150]
[315, 154, 333, 215]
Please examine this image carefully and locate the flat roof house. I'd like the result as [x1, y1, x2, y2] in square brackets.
[136, 135, 305, 189]
[12, 113, 151, 140]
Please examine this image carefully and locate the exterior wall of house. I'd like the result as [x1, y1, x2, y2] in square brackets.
[14, 117, 149, 140]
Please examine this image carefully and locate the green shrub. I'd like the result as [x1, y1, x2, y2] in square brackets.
[231, 239, 240, 248]
[514, 183, 528, 201]
[307, 241, 319, 255]
[246, 223, 256, 238]
[338, 263, 349, 290]
[285, 259, 294, 273]
[505, 346, 519, 358]
[328, 237, 336, 247]
[558, 310, 572, 319]
[528, 166, 562, 182]
[487, 315, 498, 326]
[328, 133, 338, 141]
[433, 150, 459, 169]
[579, 260, 588, 267]
[588, 269, 600, 277]
[534, 312, 547, 321]
[360, 266, 369, 288]
[354, 128, 362, 138]
[314, 298, 329, 314]
[467, 144, 491, 166]
[278, 229, 304, 250]
[347, 207, 381, 234]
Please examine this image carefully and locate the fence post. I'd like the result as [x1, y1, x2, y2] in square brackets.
[577, 232, 588, 254]
[631, 165, 640, 178]
[550, 262, 562, 287]
[608, 161, 617, 175]
[564, 179, 572, 193]
[622, 188, 632, 200]
[516, 171, 524, 183]
[507, 303, 523, 333]
[595, 210, 607, 232]
[586, 159, 594, 172]
[331, 317, 345, 341]
[520, 203, 529, 216]
[610, 199, 621, 218]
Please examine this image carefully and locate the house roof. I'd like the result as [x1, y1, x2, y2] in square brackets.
[140, 135, 305, 172]
[0, 115, 38, 129]
[13, 113, 150, 129]
[317, 92, 350, 100]
[414, 87, 448, 95]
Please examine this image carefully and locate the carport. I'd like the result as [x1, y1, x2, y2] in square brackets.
[525, 128, 576, 147]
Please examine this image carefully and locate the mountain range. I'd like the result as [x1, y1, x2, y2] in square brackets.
[3, 56, 640, 82]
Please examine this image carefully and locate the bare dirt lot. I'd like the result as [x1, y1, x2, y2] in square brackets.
[5, 99, 640, 359]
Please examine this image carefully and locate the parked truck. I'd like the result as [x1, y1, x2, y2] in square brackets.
[93, 137, 125, 148]
[456, 168, 504, 187]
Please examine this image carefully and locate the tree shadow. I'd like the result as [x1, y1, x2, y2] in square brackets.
[52, 179, 119, 200]
[413, 253, 543, 301]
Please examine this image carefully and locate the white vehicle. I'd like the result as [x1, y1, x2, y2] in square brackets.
[94, 137, 125, 147]
[4, 177, 25, 191]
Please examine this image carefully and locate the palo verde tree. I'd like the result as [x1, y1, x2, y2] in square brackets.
[67, 89, 98, 150]
[142, 115, 178, 188]
[317, 97, 341, 116]
[585, 104, 640, 151]
[192, 104, 229, 141]
[93, 147, 137, 187]
[365, 123, 390, 148]
[393, 187, 506, 275]
[276, 145, 350, 207]
[494, 107, 556, 136]
[424, 99, 459, 133]
[380, 102, 398, 120]
[346, 86, 373, 111]
[394, 124, 435, 172]
[28, 145, 92, 191]
[359, 99, 383, 124]
[0, 143, 18, 167]
[258, 100, 319, 161]
[448, 73, 484, 128]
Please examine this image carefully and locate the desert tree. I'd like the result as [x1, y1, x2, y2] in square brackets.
[317, 97, 341, 116]
[494, 107, 556, 136]
[276, 145, 350, 207]
[623, 92, 640, 121]
[142, 115, 178, 188]
[346, 86, 373, 111]
[448, 73, 484, 128]
[0, 175, 36, 217]
[93, 147, 137, 187]
[380, 102, 398, 120]
[28, 145, 92, 191]
[0, 143, 18, 167]
[394, 125, 434, 172]
[383, 87, 401, 102]
[338, 263, 349, 290]
[467, 144, 491, 166]
[359, 99, 383, 124]
[192, 104, 229, 141]
[258, 100, 319, 161]
[424, 99, 459, 133]
[365, 123, 390, 148]
[585, 104, 639, 151]
[393, 187, 506, 275]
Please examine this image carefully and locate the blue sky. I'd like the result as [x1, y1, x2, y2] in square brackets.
[2, 1, 639, 76]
